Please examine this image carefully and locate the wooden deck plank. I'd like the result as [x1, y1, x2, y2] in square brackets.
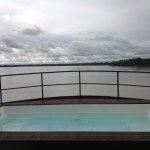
[2, 97, 150, 106]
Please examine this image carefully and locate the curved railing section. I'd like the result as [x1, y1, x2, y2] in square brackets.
[0, 70, 150, 104]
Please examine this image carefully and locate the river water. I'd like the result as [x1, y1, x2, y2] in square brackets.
[0, 65, 150, 102]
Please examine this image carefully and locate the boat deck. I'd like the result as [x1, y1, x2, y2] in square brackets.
[1, 97, 150, 106]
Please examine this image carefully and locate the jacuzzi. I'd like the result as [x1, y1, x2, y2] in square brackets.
[0, 104, 150, 141]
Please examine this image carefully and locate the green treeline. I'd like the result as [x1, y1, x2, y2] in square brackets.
[110, 58, 150, 66]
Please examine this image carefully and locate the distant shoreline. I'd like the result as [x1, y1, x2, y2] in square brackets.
[0, 63, 109, 67]
[1, 58, 150, 67]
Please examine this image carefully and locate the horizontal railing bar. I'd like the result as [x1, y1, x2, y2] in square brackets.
[1, 70, 150, 77]
[81, 83, 117, 86]
[119, 84, 150, 88]
[82, 82, 150, 87]
[2, 83, 150, 91]
[44, 70, 119, 73]
[1, 72, 42, 77]
[2, 85, 41, 91]
[1, 83, 116, 91]
[116, 71, 150, 74]
[0, 71, 80, 77]
[78, 70, 150, 73]
[82, 83, 150, 87]
[43, 83, 79, 87]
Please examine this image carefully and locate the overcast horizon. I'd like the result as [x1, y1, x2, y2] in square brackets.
[0, 0, 150, 64]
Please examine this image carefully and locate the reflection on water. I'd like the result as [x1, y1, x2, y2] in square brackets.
[0, 65, 150, 102]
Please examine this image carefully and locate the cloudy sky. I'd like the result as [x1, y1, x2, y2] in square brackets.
[0, 0, 150, 64]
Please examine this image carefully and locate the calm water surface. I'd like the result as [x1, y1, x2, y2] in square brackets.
[0, 65, 150, 102]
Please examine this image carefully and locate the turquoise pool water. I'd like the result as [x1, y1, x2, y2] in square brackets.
[0, 104, 150, 132]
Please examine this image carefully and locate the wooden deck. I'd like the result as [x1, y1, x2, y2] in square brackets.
[1, 97, 150, 141]
[1, 96, 150, 106]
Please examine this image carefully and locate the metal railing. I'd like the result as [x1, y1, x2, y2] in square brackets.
[0, 70, 150, 104]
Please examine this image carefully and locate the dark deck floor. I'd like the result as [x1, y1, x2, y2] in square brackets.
[1, 97, 150, 141]
[1, 97, 150, 106]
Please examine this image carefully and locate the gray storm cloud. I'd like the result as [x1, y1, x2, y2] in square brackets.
[0, 45, 12, 53]
[2, 37, 23, 49]
[0, 0, 150, 63]
[0, 32, 150, 64]
[20, 26, 44, 36]
[65, 33, 141, 59]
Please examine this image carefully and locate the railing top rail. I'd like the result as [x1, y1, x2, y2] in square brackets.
[0, 70, 150, 77]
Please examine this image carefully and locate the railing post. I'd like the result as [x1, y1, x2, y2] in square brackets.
[117, 72, 120, 98]
[79, 71, 81, 97]
[41, 73, 44, 100]
[0, 76, 2, 105]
